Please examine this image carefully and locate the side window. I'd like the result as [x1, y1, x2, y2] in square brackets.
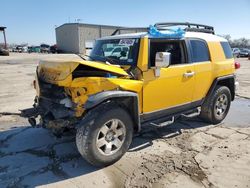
[113, 47, 121, 53]
[221, 42, 233, 59]
[190, 40, 210, 62]
[150, 40, 187, 67]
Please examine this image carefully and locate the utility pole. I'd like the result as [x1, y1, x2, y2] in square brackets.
[0, 26, 7, 49]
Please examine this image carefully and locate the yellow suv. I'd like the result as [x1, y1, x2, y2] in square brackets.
[21, 23, 238, 166]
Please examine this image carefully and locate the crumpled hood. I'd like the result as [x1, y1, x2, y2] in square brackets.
[37, 59, 128, 83]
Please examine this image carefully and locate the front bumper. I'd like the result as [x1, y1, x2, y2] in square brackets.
[21, 96, 77, 128]
[23, 75, 79, 130]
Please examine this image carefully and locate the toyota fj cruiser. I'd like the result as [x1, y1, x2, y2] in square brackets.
[21, 22, 239, 166]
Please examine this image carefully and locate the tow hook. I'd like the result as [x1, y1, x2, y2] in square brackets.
[0, 107, 40, 128]
[28, 117, 37, 127]
[20, 107, 40, 118]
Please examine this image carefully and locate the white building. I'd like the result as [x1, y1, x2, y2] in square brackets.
[55, 23, 146, 54]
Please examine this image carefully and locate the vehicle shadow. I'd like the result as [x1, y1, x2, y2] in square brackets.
[0, 125, 97, 187]
[129, 117, 211, 152]
[0, 117, 211, 187]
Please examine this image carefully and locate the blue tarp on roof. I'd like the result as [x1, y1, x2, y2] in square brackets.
[148, 25, 185, 38]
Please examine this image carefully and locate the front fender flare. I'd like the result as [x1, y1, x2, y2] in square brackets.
[84, 90, 141, 132]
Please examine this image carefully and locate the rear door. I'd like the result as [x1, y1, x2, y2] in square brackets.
[188, 39, 212, 102]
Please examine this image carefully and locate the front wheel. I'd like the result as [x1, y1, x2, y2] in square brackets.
[76, 103, 133, 167]
[200, 86, 231, 124]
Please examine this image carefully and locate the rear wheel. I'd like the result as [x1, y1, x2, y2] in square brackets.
[200, 86, 231, 124]
[76, 103, 133, 167]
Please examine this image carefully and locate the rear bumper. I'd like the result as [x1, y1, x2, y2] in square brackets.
[235, 81, 239, 92]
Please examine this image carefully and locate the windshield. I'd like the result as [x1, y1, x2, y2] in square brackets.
[90, 38, 140, 65]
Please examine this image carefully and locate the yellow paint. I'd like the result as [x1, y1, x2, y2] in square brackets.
[207, 42, 225, 62]
[38, 59, 128, 86]
[137, 37, 149, 72]
[78, 60, 128, 76]
[193, 61, 213, 101]
[36, 35, 235, 118]
[142, 64, 195, 113]
[62, 77, 143, 117]
[107, 78, 143, 93]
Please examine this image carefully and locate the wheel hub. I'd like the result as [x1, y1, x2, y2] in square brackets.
[215, 94, 228, 117]
[96, 119, 126, 156]
[105, 131, 115, 142]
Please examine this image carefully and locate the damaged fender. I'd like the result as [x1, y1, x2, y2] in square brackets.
[84, 90, 141, 132]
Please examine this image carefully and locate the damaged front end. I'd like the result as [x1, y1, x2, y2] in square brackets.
[21, 76, 78, 135]
[21, 59, 133, 135]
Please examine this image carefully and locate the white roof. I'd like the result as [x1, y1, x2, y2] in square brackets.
[100, 32, 146, 40]
[99, 31, 227, 42]
[184, 32, 227, 42]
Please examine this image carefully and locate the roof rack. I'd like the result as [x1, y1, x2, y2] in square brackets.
[155, 22, 215, 34]
[111, 22, 214, 36]
[111, 27, 148, 36]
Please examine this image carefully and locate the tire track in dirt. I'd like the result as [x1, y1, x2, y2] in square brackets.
[124, 126, 214, 188]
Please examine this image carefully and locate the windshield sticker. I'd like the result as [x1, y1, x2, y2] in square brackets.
[119, 39, 135, 46]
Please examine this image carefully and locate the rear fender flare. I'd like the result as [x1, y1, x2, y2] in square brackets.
[206, 74, 235, 102]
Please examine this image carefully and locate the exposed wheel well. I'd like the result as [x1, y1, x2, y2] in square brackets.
[206, 75, 235, 102]
[111, 97, 140, 132]
[84, 91, 140, 132]
[217, 77, 235, 101]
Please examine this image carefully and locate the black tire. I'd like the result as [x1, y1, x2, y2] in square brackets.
[76, 102, 134, 167]
[200, 86, 231, 124]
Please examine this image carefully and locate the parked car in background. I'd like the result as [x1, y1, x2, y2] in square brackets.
[0, 48, 9, 56]
[239, 48, 250, 57]
[232, 48, 240, 58]
[49, 44, 58, 54]
[104, 46, 129, 58]
[28, 46, 41, 53]
[40, 44, 50, 53]
[22, 46, 28, 53]
[16, 45, 24, 53]
[11, 47, 17, 52]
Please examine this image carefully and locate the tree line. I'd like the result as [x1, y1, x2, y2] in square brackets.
[221, 35, 250, 48]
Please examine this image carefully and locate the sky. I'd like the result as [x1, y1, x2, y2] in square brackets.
[1, 0, 250, 45]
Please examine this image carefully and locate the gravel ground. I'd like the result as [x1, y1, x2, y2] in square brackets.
[0, 53, 249, 188]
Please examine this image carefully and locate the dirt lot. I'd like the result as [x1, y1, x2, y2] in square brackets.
[0, 53, 250, 188]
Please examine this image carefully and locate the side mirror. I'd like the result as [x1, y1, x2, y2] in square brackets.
[154, 52, 171, 77]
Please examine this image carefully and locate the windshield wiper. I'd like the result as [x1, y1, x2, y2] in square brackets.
[76, 54, 96, 61]
[89, 54, 120, 65]
[76, 54, 120, 65]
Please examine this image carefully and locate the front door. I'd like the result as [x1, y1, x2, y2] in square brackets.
[142, 39, 195, 114]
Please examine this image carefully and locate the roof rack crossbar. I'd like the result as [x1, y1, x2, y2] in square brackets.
[110, 22, 215, 36]
[155, 22, 215, 34]
[111, 27, 148, 36]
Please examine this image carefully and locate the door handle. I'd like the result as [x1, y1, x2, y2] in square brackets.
[183, 71, 195, 78]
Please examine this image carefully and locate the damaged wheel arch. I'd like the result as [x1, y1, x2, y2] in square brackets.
[84, 90, 141, 132]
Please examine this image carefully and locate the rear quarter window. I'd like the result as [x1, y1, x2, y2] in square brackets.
[220, 42, 233, 59]
[190, 40, 210, 62]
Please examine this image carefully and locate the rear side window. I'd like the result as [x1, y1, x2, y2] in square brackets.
[190, 40, 210, 62]
[221, 42, 233, 59]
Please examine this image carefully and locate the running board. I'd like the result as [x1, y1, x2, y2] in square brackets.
[150, 117, 175, 127]
[181, 107, 201, 118]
